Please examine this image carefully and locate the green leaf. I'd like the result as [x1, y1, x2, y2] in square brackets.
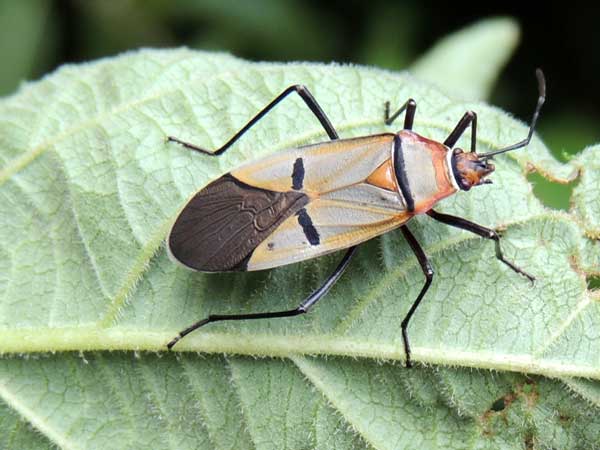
[411, 17, 520, 101]
[1, 49, 598, 448]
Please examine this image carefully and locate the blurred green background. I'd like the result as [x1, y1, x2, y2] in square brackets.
[0, 0, 597, 210]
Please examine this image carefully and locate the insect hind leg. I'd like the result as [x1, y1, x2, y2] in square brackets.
[400, 226, 434, 368]
[167, 85, 339, 156]
[167, 246, 357, 350]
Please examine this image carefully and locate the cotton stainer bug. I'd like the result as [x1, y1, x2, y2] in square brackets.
[165, 69, 546, 367]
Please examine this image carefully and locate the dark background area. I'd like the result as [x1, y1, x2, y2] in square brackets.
[1, 0, 599, 157]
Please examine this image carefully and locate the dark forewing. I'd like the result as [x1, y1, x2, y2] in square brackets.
[168, 174, 309, 271]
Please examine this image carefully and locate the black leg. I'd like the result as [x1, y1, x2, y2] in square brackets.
[427, 209, 535, 282]
[167, 246, 358, 350]
[384, 99, 417, 130]
[400, 226, 434, 368]
[167, 84, 339, 156]
[443, 111, 477, 151]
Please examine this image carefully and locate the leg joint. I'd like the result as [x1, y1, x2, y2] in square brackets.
[425, 265, 434, 281]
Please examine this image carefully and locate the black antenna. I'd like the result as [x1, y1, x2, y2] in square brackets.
[479, 69, 546, 159]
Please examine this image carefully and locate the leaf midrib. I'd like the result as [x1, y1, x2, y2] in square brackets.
[3, 214, 590, 378]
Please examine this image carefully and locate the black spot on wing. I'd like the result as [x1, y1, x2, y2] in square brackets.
[297, 208, 320, 245]
[168, 174, 309, 272]
[291, 157, 304, 190]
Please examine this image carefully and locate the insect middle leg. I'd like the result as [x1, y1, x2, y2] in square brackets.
[167, 246, 358, 350]
[399, 225, 434, 368]
[384, 98, 477, 150]
[384, 99, 417, 130]
[427, 209, 535, 282]
[167, 85, 339, 155]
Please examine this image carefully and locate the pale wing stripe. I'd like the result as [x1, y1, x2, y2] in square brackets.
[320, 183, 405, 211]
[247, 217, 406, 271]
[232, 134, 394, 193]
[306, 199, 399, 227]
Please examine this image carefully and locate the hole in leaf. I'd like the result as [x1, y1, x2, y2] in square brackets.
[526, 172, 575, 211]
[588, 276, 600, 290]
[524, 432, 535, 450]
[490, 397, 506, 412]
[539, 112, 600, 163]
[559, 413, 572, 424]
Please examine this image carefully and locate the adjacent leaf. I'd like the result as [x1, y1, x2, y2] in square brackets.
[0, 0, 51, 96]
[0, 47, 597, 449]
[411, 17, 519, 101]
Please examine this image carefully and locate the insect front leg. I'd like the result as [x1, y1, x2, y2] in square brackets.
[427, 209, 535, 282]
[384, 99, 417, 130]
[400, 226, 434, 368]
[167, 85, 339, 155]
[167, 246, 358, 350]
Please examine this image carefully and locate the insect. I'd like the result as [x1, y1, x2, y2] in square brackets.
[165, 70, 546, 367]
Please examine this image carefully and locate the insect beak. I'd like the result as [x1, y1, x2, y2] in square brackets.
[475, 159, 495, 185]
[452, 149, 495, 190]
